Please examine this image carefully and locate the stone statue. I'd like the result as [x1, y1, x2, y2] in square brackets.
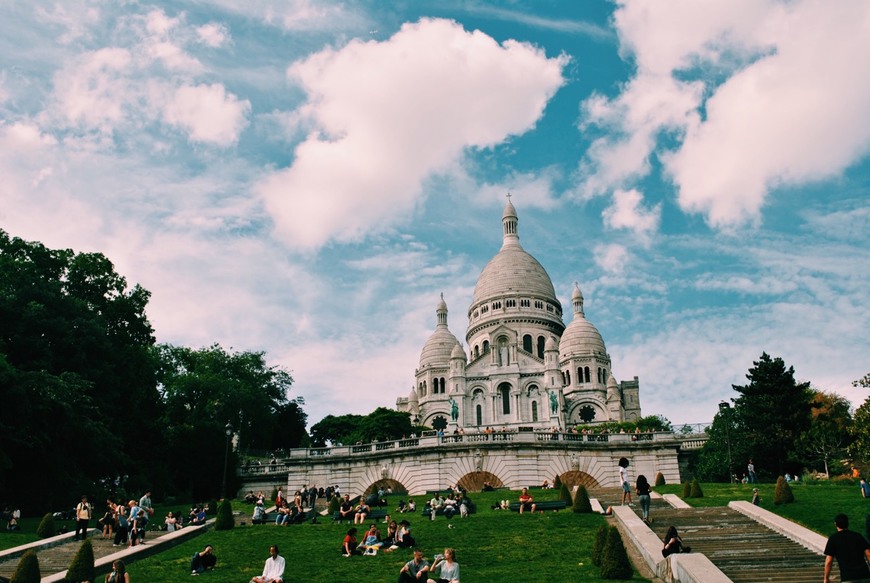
[548, 390, 558, 414]
[449, 397, 459, 422]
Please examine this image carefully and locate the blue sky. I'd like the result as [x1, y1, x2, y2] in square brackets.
[2, 0, 869, 428]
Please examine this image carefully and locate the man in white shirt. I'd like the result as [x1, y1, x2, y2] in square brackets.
[251, 545, 285, 583]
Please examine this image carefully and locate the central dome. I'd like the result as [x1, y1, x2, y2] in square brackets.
[470, 198, 558, 307]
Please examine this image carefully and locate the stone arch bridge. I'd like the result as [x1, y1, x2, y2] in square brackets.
[239, 430, 688, 498]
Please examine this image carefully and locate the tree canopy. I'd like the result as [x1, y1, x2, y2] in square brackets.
[309, 407, 414, 446]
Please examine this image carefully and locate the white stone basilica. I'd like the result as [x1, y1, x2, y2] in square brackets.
[396, 198, 641, 431]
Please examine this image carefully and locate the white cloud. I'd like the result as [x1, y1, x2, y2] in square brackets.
[580, 0, 870, 228]
[196, 22, 230, 47]
[602, 188, 660, 242]
[259, 18, 567, 249]
[593, 243, 629, 274]
[163, 84, 251, 146]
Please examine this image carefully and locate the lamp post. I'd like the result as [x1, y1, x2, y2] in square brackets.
[221, 422, 233, 500]
[718, 402, 734, 483]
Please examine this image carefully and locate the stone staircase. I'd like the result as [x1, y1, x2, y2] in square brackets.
[589, 488, 836, 583]
[0, 531, 129, 580]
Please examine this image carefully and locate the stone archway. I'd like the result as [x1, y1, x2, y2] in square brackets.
[557, 471, 599, 489]
[364, 478, 408, 497]
[457, 471, 504, 492]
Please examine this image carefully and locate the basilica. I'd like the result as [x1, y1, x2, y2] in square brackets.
[396, 198, 641, 431]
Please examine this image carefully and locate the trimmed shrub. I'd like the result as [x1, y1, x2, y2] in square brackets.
[573, 485, 593, 513]
[270, 487, 279, 503]
[591, 524, 608, 566]
[207, 498, 219, 516]
[10, 549, 40, 583]
[682, 481, 691, 498]
[328, 495, 341, 514]
[654, 472, 666, 487]
[554, 475, 563, 490]
[215, 499, 234, 530]
[36, 513, 55, 539]
[66, 539, 95, 583]
[774, 476, 795, 505]
[690, 479, 704, 498]
[600, 525, 632, 579]
[559, 483, 573, 505]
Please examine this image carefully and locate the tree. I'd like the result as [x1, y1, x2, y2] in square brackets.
[592, 524, 608, 566]
[66, 539, 95, 583]
[155, 344, 305, 499]
[10, 550, 40, 583]
[850, 374, 870, 473]
[309, 408, 413, 446]
[36, 513, 55, 539]
[215, 499, 234, 530]
[600, 526, 632, 579]
[796, 390, 852, 478]
[694, 405, 748, 482]
[732, 353, 813, 477]
[774, 476, 794, 505]
[572, 485, 593, 513]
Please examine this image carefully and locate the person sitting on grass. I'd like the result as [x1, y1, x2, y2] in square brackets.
[518, 488, 537, 514]
[190, 545, 216, 575]
[342, 527, 361, 556]
[250, 545, 284, 583]
[427, 547, 460, 583]
[252, 502, 266, 524]
[398, 549, 430, 582]
[354, 500, 371, 524]
[361, 524, 383, 555]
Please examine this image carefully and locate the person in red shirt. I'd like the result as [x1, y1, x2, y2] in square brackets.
[518, 488, 537, 514]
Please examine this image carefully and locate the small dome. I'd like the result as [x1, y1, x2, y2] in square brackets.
[408, 387, 419, 403]
[419, 297, 461, 368]
[559, 314, 606, 360]
[451, 344, 467, 361]
[545, 336, 558, 351]
[503, 197, 517, 219]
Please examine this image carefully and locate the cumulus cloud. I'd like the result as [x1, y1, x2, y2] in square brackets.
[163, 84, 250, 146]
[593, 243, 629, 274]
[196, 22, 230, 47]
[579, 0, 870, 228]
[602, 188, 660, 242]
[258, 18, 567, 249]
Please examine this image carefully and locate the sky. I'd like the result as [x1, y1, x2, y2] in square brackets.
[1, 0, 869, 429]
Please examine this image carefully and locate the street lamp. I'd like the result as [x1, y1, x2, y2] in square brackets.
[221, 422, 233, 500]
[718, 402, 734, 483]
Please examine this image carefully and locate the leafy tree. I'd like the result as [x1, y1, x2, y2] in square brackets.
[654, 472, 665, 486]
[155, 344, 304, 499]
[0, 231, 161, 510]
[309, 408, 413, 446]
[732, 353, 813, 477]
[694, 405, 748, 482]
[797, 390, 852, 477]
[66, 539, 95, 583]
[10, 549, 40, 583]
[849, 373, 870, 473]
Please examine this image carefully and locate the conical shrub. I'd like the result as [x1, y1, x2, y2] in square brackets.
[573, 485, 593, 513]
[10, 549, 40, 583]
[36, 513, 55, 539]
[682, 481, 691, 498]
[559, 483, 573, 505]
[328, 495, 341, 514]
[215, 499, 234, 530]
[690, 479, 704, 498]
[66, 539, 95, 583]
[207, 498, 219, 516]
[654, 472, 665, 487]
[600, 525, 632, 579]
[774, 476, 794, 505]
[554, 475, 563, 490]
[591, 524, 608, 566]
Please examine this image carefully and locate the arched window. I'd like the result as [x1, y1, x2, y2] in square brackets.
[440, 378, 446, 393]
[566, 370, 571, 385]
[532, 401, 538, 422]
[422, 381, 427, 396]
[585, 367, 591, 383]
[537, 336, 545, 358]
[498, 383, 511, 415]
[482, 340, 490, 353]
[476, 404, 482, 426]
[473, 345, 479, 359]
[577, 368, 583, 384]
[523, 334, 533, 353]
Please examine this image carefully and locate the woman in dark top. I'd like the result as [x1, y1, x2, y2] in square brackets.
[662, 526, 684, 557]
[636, 475, 652, 523]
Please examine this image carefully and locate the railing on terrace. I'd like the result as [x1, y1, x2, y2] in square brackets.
[237, 429, 701, 474]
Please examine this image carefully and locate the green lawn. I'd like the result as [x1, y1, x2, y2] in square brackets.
[655, 480, 869, 536]
[131, 490, 647, 583]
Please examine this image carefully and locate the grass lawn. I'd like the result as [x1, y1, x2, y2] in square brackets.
[131, 490, 648, 583]
[655, 480, 870, 537]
